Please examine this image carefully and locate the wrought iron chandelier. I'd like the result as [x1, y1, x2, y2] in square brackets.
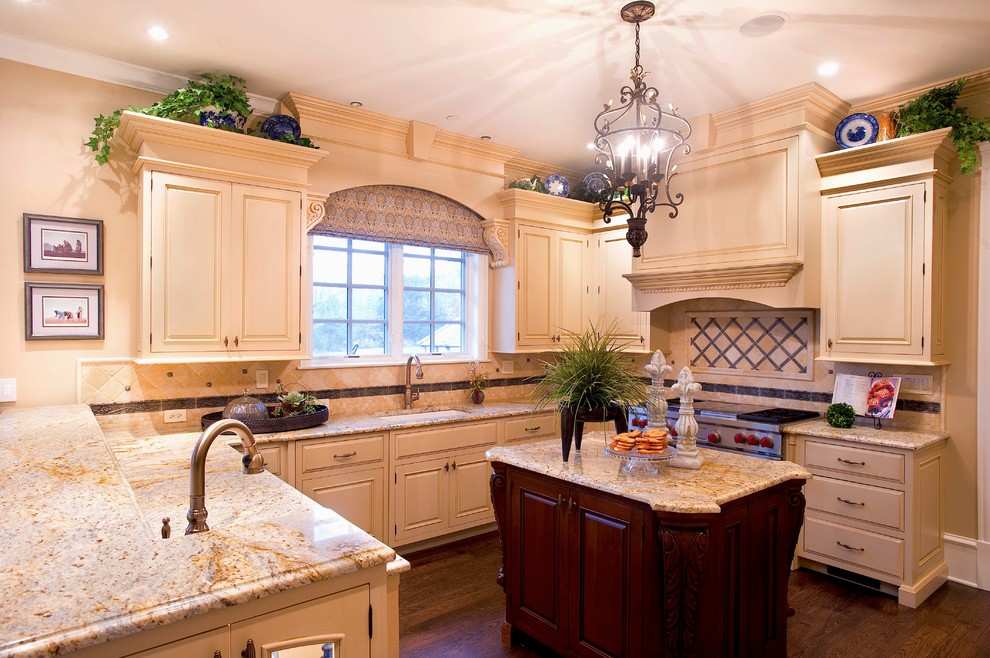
[593, 1, 692, 258]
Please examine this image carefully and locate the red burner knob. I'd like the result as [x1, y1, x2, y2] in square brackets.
[734, 432, 746, 444]
[747, 434, 759, 446]
[670, 427, 678, 438]
[760, 436, 774, 449]
[707, 432, 721, 444]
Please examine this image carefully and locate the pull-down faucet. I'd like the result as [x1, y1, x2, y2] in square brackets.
[404, 355, 424, 409]
[185, 418, 266, 535]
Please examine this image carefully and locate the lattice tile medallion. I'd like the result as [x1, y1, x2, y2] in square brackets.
[687, 310, 813, 380]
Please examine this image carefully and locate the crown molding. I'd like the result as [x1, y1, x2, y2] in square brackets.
[850, 66, 990, 115]
[816, 127, 955, 180]
[495, 188, 597, 229]
[711, 82, 850, 146]
[0, 32, 278, 113]
[625, 261, 803, 293]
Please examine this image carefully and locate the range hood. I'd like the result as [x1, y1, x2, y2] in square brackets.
[623, 83, 848, 311]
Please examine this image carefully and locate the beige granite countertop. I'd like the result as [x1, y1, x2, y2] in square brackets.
[247, 401, 546, 444]
[782, 417, 949, 450]
[486, 433, 810, 514]
[0, 405, 396, 658]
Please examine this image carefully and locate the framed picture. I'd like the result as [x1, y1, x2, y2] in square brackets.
[23, 213, 104, 275]
[25, 282, 104, 340]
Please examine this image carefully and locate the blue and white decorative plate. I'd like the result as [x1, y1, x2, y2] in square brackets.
[545, 173, 570, 197]
[261, 114, 302, 141]
[835, 113, 879, 149]
[582, 172, 610, 198]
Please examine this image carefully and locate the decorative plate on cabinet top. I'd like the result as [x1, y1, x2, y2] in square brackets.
[544, 173, 570, 197]
[835, 113, 879, 149]
[260, 114, 302, 141]
[582, 172, 610, 198]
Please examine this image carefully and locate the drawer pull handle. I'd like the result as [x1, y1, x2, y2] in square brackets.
[836, 541, 865, 552]
[333, 451, 357, 460]
[837, 457, 866, 466]
[525, 425, 541, 432]
[837, 496, 865, 506]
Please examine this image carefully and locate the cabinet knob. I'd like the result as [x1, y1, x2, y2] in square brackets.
[569, 497, 576, 513]
[214, 651, 223, 658]
[224, 336, 229, 347]
[557, 494, 564, 508]
[451, 461, 457, 470]
[445, 462, 450, 472]
[241, 639, 256, 658]
[827, 338, 833, 348]
[234, 336, 239, 347]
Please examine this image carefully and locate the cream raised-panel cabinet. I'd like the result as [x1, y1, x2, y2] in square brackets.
[512, 224, 590, 350]
[117, 111, 325, 362]
[148, 172, 303, 356]
[816, 128, 953, 366]
[594, 228, 650, 352]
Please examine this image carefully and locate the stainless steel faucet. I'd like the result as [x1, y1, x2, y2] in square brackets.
[404, 355, 424, 409]
[185, 418, 266, 535]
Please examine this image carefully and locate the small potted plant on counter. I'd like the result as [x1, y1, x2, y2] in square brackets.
[532, 322, 647, 461]
[467, 360, 488, 404]
[273, 383, 318, 417]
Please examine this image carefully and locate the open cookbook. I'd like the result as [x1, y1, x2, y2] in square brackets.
[832, 373, 901, 419]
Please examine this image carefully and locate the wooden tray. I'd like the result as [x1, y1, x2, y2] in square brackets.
[200, 405, 329, 434]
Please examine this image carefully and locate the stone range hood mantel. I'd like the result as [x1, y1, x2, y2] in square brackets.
[626, 82, 848, 311]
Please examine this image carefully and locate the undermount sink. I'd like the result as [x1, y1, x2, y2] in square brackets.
[373, 407, 471, 421]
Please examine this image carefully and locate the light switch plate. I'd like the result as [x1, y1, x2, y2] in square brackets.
[0, 378, 16, 402]
[256, 369, 269, 389]
[502, 360, 514, 374]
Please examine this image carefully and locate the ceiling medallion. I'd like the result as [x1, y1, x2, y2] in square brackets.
[592, 1, 692, 257]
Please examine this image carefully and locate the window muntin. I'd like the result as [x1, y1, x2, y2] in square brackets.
[310, 239, 475, 360]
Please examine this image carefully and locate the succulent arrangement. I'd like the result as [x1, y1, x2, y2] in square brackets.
[272, 383, 318, 417]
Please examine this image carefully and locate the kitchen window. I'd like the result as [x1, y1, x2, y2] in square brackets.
[308, 236, 486, 363]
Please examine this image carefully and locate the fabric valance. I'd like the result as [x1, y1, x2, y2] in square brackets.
[310, 184, 490, 254]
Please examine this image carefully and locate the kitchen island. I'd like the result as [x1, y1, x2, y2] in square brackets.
[487, 435, 811, 658]
[0, 405, 403, 658]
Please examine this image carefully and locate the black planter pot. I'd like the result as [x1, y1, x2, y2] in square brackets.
[559, 402, 629, 462]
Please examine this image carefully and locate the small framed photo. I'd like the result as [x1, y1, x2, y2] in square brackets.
[23, 213, 104, 275]
[25, 282, 105, 340]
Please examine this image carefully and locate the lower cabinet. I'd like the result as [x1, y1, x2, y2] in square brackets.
[126, 627, 227, 658]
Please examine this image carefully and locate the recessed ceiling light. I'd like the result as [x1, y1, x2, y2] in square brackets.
[817, 61, 840, 77]
[739, 13, 787, 38]
[349, 101, 363, 108]
[147, 26, 169, 41]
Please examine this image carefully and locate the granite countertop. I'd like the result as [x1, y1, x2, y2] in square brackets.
[782, 417, 949, 451]
[0, 405, 396, 658]
[246, 401, 547, 444]
[486, 433, 810, 515]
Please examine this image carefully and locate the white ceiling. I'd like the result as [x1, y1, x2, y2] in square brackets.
[2, 0, 989, 173]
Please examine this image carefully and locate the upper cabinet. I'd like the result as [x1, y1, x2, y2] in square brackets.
[816, 128, 953, 366]
[594, 229, 650, 352]
[118, 112, 325, 362]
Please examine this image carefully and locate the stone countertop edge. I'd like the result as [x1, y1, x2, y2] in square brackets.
[782, 417, 949, 450]
[486, 434, 810, 515]
[247, 401, 547, 443]
[0, 405, 396, 658]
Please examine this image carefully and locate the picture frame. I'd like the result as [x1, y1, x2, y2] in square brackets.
[23, 213, 104, 275]
[25, 282, 105, 340]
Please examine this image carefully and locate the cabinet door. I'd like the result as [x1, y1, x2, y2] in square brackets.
[823, 183, 926, 358]
[568, 489, 644, 658]
[555, 229, 589, 339]
[597, 229, 649, 351]
[149, 172, 230, 352]
[126, 627, 227, 658]
[301, 466, 385, 541]
[229, 585, 371, 658]
[392, 457, 449, 545]
[507, 470, 568, 650]
[447, 452, 494, 530]
[230, 185, 302, 352]
[516, 225, 555, 348]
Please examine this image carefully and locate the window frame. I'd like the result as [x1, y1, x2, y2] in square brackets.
[302, 236, 488, 367]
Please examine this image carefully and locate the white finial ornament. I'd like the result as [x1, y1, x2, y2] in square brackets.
[644, 350, 673, 428]
[669, 366, 704, 470]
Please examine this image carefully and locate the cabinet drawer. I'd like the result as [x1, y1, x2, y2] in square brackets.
[803, 516, 903, 579]
[394, 422, 497, 459]
[298, 434, 385, 475]
[504, 413, 557, 443]
[805, 475, 904, 531]
[805, 440, 904, 483]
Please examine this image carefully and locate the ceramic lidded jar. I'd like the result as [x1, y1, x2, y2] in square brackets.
[222, 389, 269, 421]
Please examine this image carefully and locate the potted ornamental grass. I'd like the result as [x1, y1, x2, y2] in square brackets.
[532, 322, 648, 461]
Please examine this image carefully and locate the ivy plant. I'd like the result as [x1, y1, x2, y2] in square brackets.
[896, 78, 990, 175]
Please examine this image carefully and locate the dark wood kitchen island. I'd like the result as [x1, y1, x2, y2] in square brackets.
[487, 435, 811, 658]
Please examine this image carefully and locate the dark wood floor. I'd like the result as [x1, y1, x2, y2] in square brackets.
[399, 531, 990, 657]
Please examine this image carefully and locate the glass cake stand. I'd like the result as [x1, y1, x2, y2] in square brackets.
[604, 445, 676, 475]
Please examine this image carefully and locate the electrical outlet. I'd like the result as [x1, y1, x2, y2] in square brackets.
[502, 360, 515, 374]
[917, 376, 933, 394]
[256, 369, 269, 389]
[0, 378, 15, 402]
[164, 409, 187, 423]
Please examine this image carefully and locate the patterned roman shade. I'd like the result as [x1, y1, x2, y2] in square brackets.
[310, 184, 490, 254]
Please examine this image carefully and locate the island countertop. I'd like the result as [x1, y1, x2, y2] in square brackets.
[486, 434, 811, 514]
[0, 405, 396, 658]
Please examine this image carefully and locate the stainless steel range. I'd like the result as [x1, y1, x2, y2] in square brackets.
[628, 401, 819, 460]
